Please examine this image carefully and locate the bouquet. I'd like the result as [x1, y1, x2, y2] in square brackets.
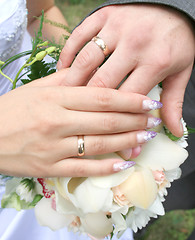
[0, 12, 193, 240]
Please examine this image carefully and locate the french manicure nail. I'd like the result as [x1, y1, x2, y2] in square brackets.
[118, 148, 132, 160]
[137, 131, 157, 143]
[147, 117, 162, 129]
[113, 161, 136, 172]
[143, 100, 163, 111]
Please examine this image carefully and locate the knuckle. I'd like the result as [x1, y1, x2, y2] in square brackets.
[75, 48, 93, 69]
[93, 137, 106, 153]
[126, 26, 152, 51]
[92, 74, 110, 88]
[73, 164, 86, 177]
[30, 157, 51, 177]
[103, 115, 119, 132]
[34, 114, 58, 135]
[71, 25, 83, 40]
[93, 7, 108, 23]
[95, 89, 113, 109]
[155, 48, 172, 70]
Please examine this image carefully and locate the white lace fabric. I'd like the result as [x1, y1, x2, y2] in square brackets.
[0, 0, 27, 61]
[0, 0, 28, 95]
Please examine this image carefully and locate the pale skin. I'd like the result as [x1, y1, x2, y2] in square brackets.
[57, 4, 195, 137]
[0, 0, 150, 177]
[0, 69, 157, 177]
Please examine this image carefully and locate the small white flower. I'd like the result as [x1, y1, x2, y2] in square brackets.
[16, 183, 35, 202]
[175, 118, 188, 148]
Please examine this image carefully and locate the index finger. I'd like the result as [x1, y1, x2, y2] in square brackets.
[56, 87, 162, 113]
[57, 12, 104, 70]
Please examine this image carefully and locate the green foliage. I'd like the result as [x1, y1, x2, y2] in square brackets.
[163, 126, 181, 141]
[140, 210, 195, 240]
[29, 194, 43, 207]
[21, 60, 56, 84]
[20, 178, 36, 191]
[187, 126, 195, 134]
[0, 10, 68, 88]
[67, 0, 85, 4]
[1, 192, 32, 211]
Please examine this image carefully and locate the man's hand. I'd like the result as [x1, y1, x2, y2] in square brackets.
[57, 4, 195, 137]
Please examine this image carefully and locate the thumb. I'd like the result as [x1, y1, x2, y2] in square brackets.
[160, 66, 192, 137]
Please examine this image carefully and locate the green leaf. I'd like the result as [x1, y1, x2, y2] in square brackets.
[23, 60, 56, 83]
[164, 126, 181, 141]
[28, 194, 43, 207]
[187, 126, 195, 134]
[32, 10, 44, 49]
[1, 192, 23, 211]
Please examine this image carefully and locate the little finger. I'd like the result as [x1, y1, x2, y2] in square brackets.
[51, 157, 136, 177]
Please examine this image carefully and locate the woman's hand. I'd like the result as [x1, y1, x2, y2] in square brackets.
[0, 69, 161, 177]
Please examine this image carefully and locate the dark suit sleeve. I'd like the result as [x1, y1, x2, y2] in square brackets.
[89, 0, 195, 23]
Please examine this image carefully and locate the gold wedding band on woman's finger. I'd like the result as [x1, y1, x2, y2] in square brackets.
[78, 136, 85, 157]
[91, 36, 110, 57]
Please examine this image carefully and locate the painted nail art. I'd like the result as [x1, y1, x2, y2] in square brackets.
[137, 131, 157, 144]
[113, 161, 136, 172]
[143, 100, 163, 111]
[147, 117, 162, 129]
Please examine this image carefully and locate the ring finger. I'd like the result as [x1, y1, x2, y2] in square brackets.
[58, 130, 157, 158]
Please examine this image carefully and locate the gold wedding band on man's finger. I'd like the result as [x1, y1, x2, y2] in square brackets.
[91, 36, 110, 57]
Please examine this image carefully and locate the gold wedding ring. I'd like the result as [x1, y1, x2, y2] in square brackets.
[92, 36, 110, 56]
[78, 136, 85, 157]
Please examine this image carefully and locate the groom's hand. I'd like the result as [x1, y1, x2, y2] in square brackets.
[57, 4, 195, 137]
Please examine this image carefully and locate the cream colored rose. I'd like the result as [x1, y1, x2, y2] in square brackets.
[113, 166, 158, 209]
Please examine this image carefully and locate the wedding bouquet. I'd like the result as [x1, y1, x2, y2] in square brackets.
[0, 12, 192, 240]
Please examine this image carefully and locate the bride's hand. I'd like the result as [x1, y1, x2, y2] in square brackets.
[0, 69, 162, 177]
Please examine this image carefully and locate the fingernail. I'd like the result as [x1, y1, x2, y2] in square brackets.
[143, 100, 163, 111]
[56, 59, 62, 70]
[118, 148, 132, 160]
[147, 117, 162, 129]
[137, 131, 157, 143]
[113, 161, 136, 172]
[131, 146, 142, 158]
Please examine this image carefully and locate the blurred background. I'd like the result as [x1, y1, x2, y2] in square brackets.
[54, 1, 195, 239]
[55, 0, 105, 30]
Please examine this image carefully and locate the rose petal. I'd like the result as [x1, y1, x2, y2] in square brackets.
[81, 212, 113, 239]
[90, 153, 135, 188]
[118, 167, 158, 209]
[35, 198, 74, 231]
[149, 196, 165, 216]
[112, 211, 127, 234]
[135, 133, 188, 171]
[72, 178, 113, 213]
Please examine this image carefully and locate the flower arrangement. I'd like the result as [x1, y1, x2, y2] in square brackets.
[0, 12, 193, 240]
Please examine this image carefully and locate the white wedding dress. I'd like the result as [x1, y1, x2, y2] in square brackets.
[0, 0, 134, 239]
